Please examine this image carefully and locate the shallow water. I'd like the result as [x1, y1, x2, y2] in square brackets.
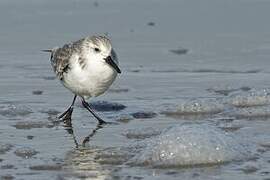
[1, 0, 270, 179]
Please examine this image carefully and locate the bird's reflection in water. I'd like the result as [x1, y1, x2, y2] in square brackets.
[82, 124, 103, 147]
[64, 127, 79, 148]
[61, 119, 112, 179]
[63, 118, 105, 148]
[61, 120, 128, 179]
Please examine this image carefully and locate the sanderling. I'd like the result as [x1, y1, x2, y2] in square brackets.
[43, 35, 121, 125]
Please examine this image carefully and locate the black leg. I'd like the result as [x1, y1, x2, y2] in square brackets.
[81, 98, 107, 125]
[58, 95, 77, 125]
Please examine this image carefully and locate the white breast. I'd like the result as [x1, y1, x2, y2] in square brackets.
[62, 54, 117, 99]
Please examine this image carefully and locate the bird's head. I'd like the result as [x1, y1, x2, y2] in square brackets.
[86, 35, 121, 74]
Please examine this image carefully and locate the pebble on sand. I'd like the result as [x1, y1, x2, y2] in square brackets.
[90, 101, 126, 112]
[32, 90, 43, 95]
[131, 111, 157, 119]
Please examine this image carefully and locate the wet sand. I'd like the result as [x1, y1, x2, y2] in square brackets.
[1, 0, 270, 179]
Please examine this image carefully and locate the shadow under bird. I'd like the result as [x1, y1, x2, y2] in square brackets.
[43, 35, 121, 125]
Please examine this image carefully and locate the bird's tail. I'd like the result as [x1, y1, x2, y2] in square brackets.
[41, 47, 59, 67]
[41, 49, 54, 64]
[41, 49, 53, 53]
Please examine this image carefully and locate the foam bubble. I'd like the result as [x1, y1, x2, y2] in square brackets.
[0, 104, 32, 117]
[163, 99, 224, 116]
[124, 127, 161, 139]
[228, 89, 270, 107]
[14, 147, 39, 159]
[131, 124, 251, 167]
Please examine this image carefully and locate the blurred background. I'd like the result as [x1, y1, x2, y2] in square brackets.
[1, 0, 270, 179]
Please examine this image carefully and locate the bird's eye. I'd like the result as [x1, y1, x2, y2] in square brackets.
[94, 48, 100, 52]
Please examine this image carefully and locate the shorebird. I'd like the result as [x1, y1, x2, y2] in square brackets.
[43, 35, 121, 125]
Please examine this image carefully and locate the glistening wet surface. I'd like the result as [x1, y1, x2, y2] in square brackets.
[1, 0, 270, 179]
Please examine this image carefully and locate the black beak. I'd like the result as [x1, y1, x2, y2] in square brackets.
[104, 56, 121, 74]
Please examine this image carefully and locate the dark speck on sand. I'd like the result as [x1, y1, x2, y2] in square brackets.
[32, 90, 43, 95]
[29, 164, 62, 171]
[131, 111, 157, 119]
[93, 1, 99, 7]
[90, 101, 126, 112]
[147, 22, 155, 26]
[109, 88, 129, 93]
[1, 175, 14, 180]
[26, 135, 34, 140]
[169, 48, 188, 55]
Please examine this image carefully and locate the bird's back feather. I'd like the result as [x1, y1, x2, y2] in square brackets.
[51, 38, 85, 80]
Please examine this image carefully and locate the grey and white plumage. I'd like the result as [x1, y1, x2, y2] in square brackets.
[44, 35, 121, 125]
[50, 35, 121, 99]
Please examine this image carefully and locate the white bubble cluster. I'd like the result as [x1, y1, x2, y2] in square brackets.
[228, 89, 270, 107]
[131, 124, 251, 167]
[164, 99, 224, 116]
